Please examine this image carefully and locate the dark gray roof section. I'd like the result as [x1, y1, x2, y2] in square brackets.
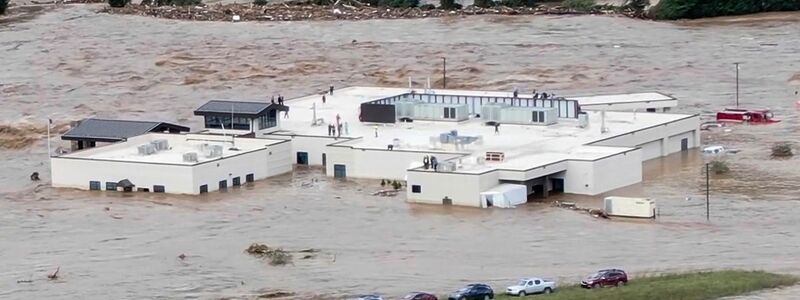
[194, 100, 288, 118]
[61, 119, 190, 143]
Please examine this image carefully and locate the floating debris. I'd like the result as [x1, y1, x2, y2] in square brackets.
[246, 243, 293, 266]
[554, 201, 608, 219]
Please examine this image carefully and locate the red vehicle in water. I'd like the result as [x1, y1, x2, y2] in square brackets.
[715, 108, 780, 124]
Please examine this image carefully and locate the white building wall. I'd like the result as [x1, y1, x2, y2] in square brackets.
[406, 170, 500, 207]
[265, 140, 293, 176]
[324, 145, 466, 180]
[591, 115, 699, 158]
[665, 131, 696, 154]
[560, 149, 642, 195]
[637, 139, 663, 161]
[191, 149, 270, 193]
[51, 158, 194, 193]
[273, 135, 339, 166]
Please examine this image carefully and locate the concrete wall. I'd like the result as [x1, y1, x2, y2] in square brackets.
[51, 158, 195, 193]
[406, 170, 500, 207]
[637, 139, 663, 161]
[265, 140, 293, 176]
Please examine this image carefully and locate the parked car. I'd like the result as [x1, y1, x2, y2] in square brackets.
[505, 277, 556, 296]
[355, 295, 384, 300]
[580, 269, 628, 289]
[447, 283, 494, 300]
[404, 292, 439, 300]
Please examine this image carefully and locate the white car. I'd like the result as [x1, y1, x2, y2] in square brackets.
[505, 277, 555, 296]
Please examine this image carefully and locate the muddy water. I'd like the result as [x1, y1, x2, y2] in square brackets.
[2, 5, 800, 299]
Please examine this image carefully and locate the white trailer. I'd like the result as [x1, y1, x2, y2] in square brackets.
[603, 196, 656, 218]
[480, 184, 527, 208]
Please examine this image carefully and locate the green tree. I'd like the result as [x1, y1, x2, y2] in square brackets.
[378, 0, 418, 7]
[473, 0, 494, 7]
[652, 0, 800, 20]
[498, 0, 537, 8]
[562, 0, 595, 11]
[0, 0, 8, 15]
[439, 0, 462, 9]
[253, 0, 268, 5]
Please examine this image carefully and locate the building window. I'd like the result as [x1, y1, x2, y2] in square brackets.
[105, 182, 117, 191]
[411, 185, 421, 193]
[89, 181, 101, 191]
[259, 110, 277, 129]
[199, 184, 208, 193]
[245, 174, 255, 183]
[532, 111, 539, 122]
[219, 180, 228, 190]
[232, 177, 241, 186]
[137, 187, 150, 192]
[153, 185, 165, 193]
[205, 115, 251, 130]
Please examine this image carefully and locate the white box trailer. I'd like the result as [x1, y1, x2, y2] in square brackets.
[604, 197, 656, 218]
[480, 184, 527, 208]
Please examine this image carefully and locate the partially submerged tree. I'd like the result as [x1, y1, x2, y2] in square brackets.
[439, 0, 462, 9]
[497, 0, 537, 8]
[473, 0, 495, 8]
[1, 0, 8, 15]
[771, 142, 793, 158]
[253, 0, 268, 6]
[710, 160, 730, 175]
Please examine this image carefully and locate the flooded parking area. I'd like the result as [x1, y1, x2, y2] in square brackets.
[1, 5, 800, 300]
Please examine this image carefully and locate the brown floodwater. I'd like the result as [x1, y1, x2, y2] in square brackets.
[1, 5, 800, 299]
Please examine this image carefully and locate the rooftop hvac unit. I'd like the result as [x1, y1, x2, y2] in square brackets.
[480, 103, 507, 123]
[208, 145, 224, 158]
[182, 152, 198, 163]
[578, 112, 589, 128]
[437, 161, 456, 172]
[137, 144, 156, 156]
[151, 139, 169, 151]
[499, 107, 558, 125]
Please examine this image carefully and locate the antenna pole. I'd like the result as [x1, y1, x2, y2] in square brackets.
[442, 57, 446, 89]
[734, 62, 740, 107]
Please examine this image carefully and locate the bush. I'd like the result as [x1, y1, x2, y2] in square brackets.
[1, 0, 9, 14]
[651, 0, 800, 20]
[771, 143, 793, 158]
[562, 0, 595, 11]
[439, 0, 461, 9]
[253, 0, 268, 5]
[378, 0, 418, 7]
[419, 3, 435, 9]
[108, 0, 128, 7]
[709, 160, 729, 175]
[474, 0, 494, 8]
[498, 0, 537, 8]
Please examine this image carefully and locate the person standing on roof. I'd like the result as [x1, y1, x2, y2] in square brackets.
[322, 94, 326, 104]
[494, 123, 500, 134]
[513, 87, 518, 99]
[329, 84, 334, 95]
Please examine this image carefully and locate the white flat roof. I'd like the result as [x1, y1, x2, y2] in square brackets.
[274, 86, 694, 173]
[60, 133, 286, 165]
[568, 92, 676, 106]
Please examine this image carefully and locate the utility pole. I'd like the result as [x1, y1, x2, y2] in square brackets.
[442, 57, 446, 89]
[706, 162, 710, 221]
[734, 62, 740, 107]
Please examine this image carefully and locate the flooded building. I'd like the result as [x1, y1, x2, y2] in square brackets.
[51, 133, 292, 194]
[269, 87, 699, 207]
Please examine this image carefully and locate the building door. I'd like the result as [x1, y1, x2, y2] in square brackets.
[333, 164, 346, 178]
[219, 180, 227, 190]
[681, 138, 689, 151]
[297, 152, 308, 165]
[322, 153, 327, 167]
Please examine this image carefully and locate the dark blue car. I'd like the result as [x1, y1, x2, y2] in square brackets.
[447, 283, 494, 300]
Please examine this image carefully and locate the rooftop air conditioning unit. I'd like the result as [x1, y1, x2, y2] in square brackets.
[137, 144, 156, 156]
[151, 139, 169, 151]
[437, 161, 456, 172]
[208, 145, 224, 158]
[578, 112, 589, 128]
[182, 152, 198, 163]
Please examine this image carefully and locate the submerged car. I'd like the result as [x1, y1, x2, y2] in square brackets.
[580, 269, 628, 289]
[404, 292, 438, 300]
[447, 283, 494, 300]
[505, 277, 556, 296]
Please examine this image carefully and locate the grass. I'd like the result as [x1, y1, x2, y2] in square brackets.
[492, 271, 798, 300]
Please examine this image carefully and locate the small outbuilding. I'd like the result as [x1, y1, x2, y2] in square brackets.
[194, 100, 288, 135]
[480, 184, 528, 208]
[61, 119, 189, 150]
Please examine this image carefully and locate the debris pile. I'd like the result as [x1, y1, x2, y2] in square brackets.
[771, 142, 793, 158]
[101, 3, 619, 22]
[554, 201, 609, 219]
[246, 243, 293, 266]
